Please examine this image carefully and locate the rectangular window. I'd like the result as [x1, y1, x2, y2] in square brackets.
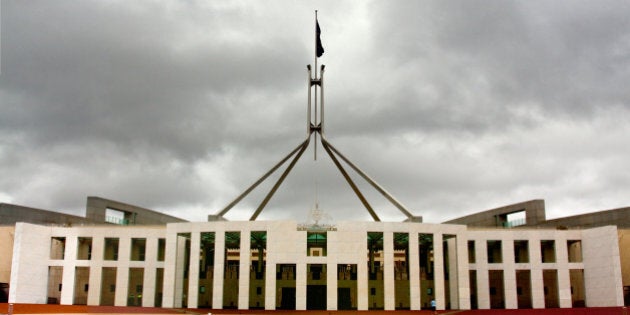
[157, 238, 166, 261]
[468, 240, 476, 263]
[567, 240, 582, 263]
[77, 237, 92, 260]
[487, 240, 502, 263]
[50, 237, 66, 260]
[130, 238, 146, 261]
[307, 231, 327, 257]
[541, 240, 556, 263]
[514, 240, 529, 263]
[104, 238, 119, 261]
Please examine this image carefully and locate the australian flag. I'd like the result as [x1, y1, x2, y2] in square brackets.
[316, 19, 324, 57]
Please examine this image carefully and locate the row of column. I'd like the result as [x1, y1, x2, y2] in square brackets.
[162, 230, 470, 310]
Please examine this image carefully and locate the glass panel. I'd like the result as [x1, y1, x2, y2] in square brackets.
[516, 270, 532, 308]
[198, 232, 215, 308]
[337, 264, 357, 310]
[487, 240, 502, 264]
[73, 267, 90, 305]
[541, 240, 556, 263]
[394, 232, 410, 310]
[100, 267, 117, 306]
[249, 231, 266, 309]
[157, 238, 166, 261]
[127, 268, 144, 306]
[468, 241, 475, 263]
[276, 264, 296, 310]
[418, 233, 434, 309]
[489, 270, 505, 309]
[368, 232, 384, 310]
[104, 238, 119, 261]
[223, 231, 240, 309]
[514, 240, 529, 263]
[307, 232, 327, 256]
[130, 238, 146, 261]
[155, 268, 164, 307]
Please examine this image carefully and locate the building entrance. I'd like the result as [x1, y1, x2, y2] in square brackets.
[280, 287, 295, 309]
[338, 287, 351, 310]
[307, 285, 326, 310]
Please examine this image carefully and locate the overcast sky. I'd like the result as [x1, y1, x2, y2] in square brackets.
[2, 1, 630, 223]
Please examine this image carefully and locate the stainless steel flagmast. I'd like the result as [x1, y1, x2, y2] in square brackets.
[212, 14, 419, 222]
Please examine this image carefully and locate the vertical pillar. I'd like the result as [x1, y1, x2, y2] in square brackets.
[212, 231, 225, 309]
[357, 251, 368, 310]
[327, 262, 338, 310]
[60, 236, 77, 305]
[264, 262, 276, 310]
[172, 235, 186, 307]
[142, 237, 157, 307]
[503, 238, 517, 309]
[383, 231, 395, 310]
[87, 237, 104, 305]
[114, 237, 130, 306]
[188, 232, 200, 308]
[408, 232, 420, 310]
[433, 233, 445, 310]
[162, 229, 177, 308]
[239, 230, 251, 309]
[529, 239, 545, 308]
[476, 239, 490, 309]
[296, 263, 307, 310]
[447, 236, 459, 309]
[555, 238, 572, 308]
[142, 267, 155, 307]
[455, 234, 470, 310]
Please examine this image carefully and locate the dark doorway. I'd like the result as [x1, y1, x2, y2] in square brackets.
[307, 285, 326, 310]
[280, 287, 296, 310]
[338, 287, 351, 310]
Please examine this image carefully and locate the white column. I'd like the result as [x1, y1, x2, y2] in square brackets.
[357, 248, 368, 310]
[114, 266, 129, 306]
[162, 230, 178, 308]
[264, 263, 276, 310]
[503, 239, 517, 309]
[142, 237, 157, 307]
[530, 238, 545, 308]
[172, 234, 187, 307]
[187, 232, 200, 308]
[212, 231, 225, 309]
[383, 231, 394, 310]
[476, 239, 490, 309]
[114, 237, 130, 306]
[60, 236, 77, 305]
[447, 236, 459, 309]
[327, 262, 338, 310]
[296, 263, 307, 310]
[142, 267, 155, 307]
[408, 232, 420, 310]
[87, 237, 104, 306]
[555, 238, 572, 308]
[456, 235, 470, 310]
[239, 230, 251, 309]
[433, 233, 445, 310]
[582, 226, 623, 307]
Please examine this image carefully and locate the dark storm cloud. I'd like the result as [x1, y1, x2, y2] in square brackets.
[1, 1, 630, 222]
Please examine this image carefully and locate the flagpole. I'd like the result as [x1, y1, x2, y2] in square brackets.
[314, 10, 319, 160]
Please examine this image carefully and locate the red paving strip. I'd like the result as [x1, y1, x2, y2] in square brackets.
[0, 304, 181, 314]
[1, 304, 628, 315]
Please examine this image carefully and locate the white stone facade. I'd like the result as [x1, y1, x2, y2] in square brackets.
[8, 221, 624, 310]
